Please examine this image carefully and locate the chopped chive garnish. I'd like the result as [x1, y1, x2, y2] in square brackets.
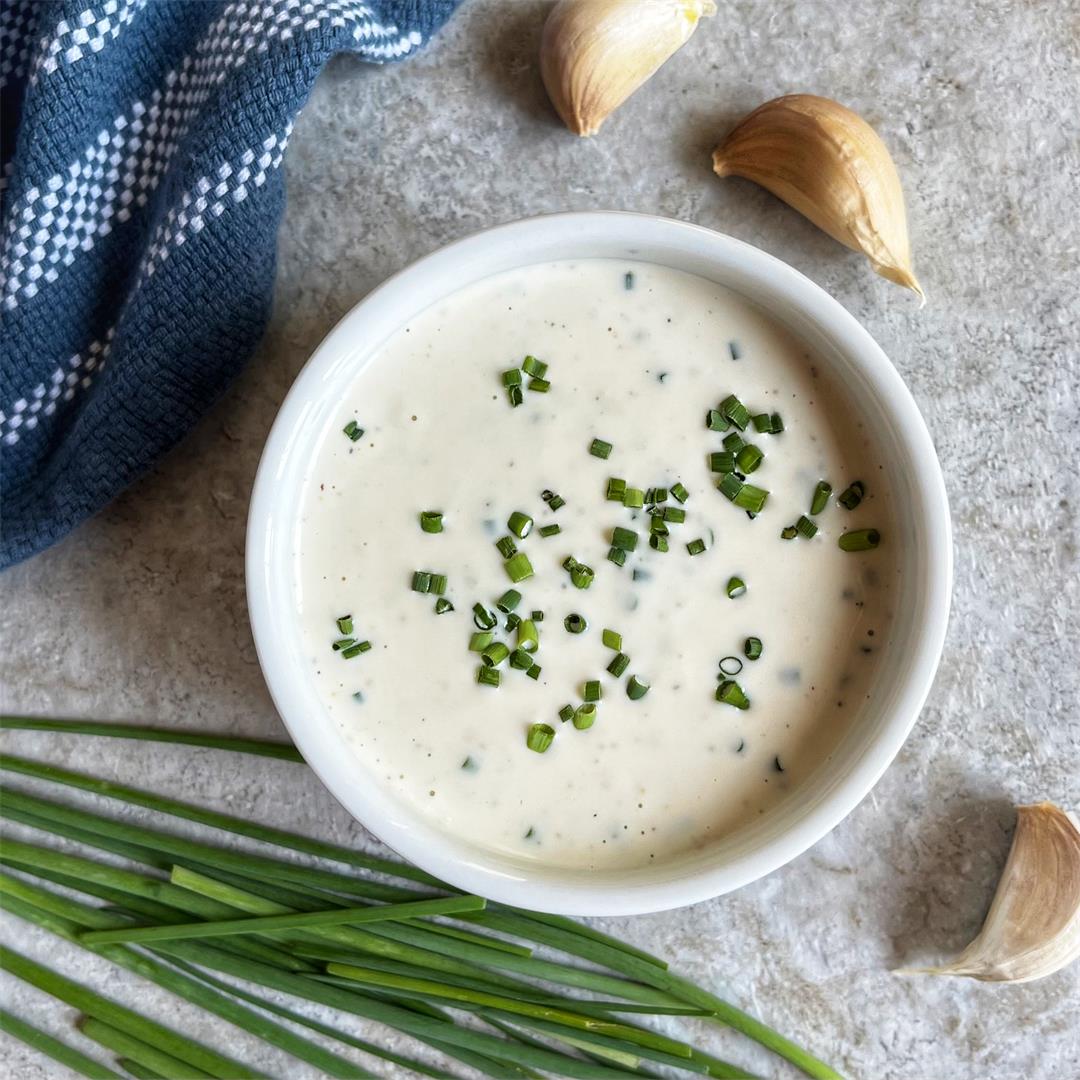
[589, 438, 613, 459]
[734, 483, 768, 512]
[495, 535, 518, 558]
[522, 355, 548, 379]
[662, 506, 685, 523]
[537, 523, 561, 537]
[507, 384, 524, 407]
[770, 412, 784, 433]
[469, 631, 494, 652]
[336, 615, 353, 635]
[624, 271, 634, 290]
[528, 377, 551, 392]
[562, 555, 578, 571]
[710, 451, 736, 473]
[502, 368, 522, 387]
[583, 680, 602, 703]
[645, 487, 668, 505]
[332, 637, 354, 651]
[570, 562, 594, 589]
[744, 636, 763, 660]
[649, 534, 669, 552]
[607, 652, 631, 677]
[649, 515, 668, 536]
[602, 628, 622, 650]
[716, 679, 750, 709]
[504, 612, 522, 631]
[686, 537, 707, 556]
[434, 597, 454, 614]
[496, 589, 522, 613]
[564, 613, 587, 634]
[429, 573, 448, 595]
[341, 641, 369, 659]
[510, 648, 533, 670]
[472, 603, 497, 630]
[671, 481, 689, 503]
[477, 666, 500, 687]
[482, 642, 510, 667]
[572, 704, 597, 730]
[722, 431, 746, 453]
[720, 393, 750, 430]
[531, 609, 544, 621]
[810, 481, 832, 515]
[752, 413, 772, 433]
[411, 571, 432, 593]
[719, 655, 744, 676]
[526, 723, 555, 753]
[781, 525, 798, 540]
[606, 477, 626, 501]
[729, 341, 742, 360]
[795, 515, 818, 539]
[526, 663, 541, 679]
[549, 494, 566, 511]
[726, 576, 747, 598]
[706, 409, 729, 432]
[736, 444, 764, 474]
[623, 487, 645, 509]
[839, 528, 881, 551]
[419, 511, 443, 533]
[718, 473, 743, 501]
[504, 552, 535, 582]
[507, 512, 533, 538]
[611, 526, 638, 551]
[626, 675, 650, 700]
[559, 704, 575, 723]
[343, 420, 364, 442]
[838, 480, 865, 510]
[607, 546, 627, 565]
[517, 619, 540, 653]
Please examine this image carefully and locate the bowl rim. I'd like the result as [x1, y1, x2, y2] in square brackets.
[247, 210, 952, 915]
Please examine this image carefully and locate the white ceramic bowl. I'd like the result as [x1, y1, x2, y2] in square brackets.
[247, 212, 951, 916]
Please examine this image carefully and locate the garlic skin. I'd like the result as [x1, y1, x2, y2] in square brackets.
[900, 802, 1080, 983]
[712, 95, 923, 301]
[541, 0, 716, 138]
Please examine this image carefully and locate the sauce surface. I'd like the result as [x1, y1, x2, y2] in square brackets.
[296, 260, 899, 870]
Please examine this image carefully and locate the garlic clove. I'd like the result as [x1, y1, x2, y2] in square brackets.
[899, 802, 1080, 983]
[712, 94, 924, 302]
[541, 0, 716, 138]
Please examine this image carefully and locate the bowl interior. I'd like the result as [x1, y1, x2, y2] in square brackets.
[247, 213, 951, 915]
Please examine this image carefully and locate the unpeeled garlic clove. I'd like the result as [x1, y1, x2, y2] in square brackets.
[540, 0, 716, 138]
[712, 94, 924, 301]
[899, 802, 1080, 983]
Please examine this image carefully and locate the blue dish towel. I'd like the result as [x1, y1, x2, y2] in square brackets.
[0, 0, 459, 568]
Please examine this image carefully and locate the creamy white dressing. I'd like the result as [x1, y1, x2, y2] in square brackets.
[296, 260, 899, 870]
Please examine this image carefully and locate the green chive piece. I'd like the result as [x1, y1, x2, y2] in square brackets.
[781, 525, 798, 539]
[726, 576, 747, 598]
[719, 655, 744, 677]
[517, 619, 540, 653]
[810, 481, 832, 516]
[340, 642, 366, 659]
[343, 420, 364, 442]
[477, 666, 500, 687]
[502, 368, 522, 387]
[589, 438, 613, 459]
[504, 552, 535, 582]
[722, 431, 746, 453]
[686, 538, 706, 556]
[335, 615, 353, 635]
[428, 573, 448, 595]
[839, 528, 881, 551]
[716, 679, 750, 709]
[564, 613, 587, 634]
[662, 506, 685, 523]
[411, 571, 432, 593]
[572, 704, 597, 730]
[611, 526, 638, 551]
[583, 680, 602, 702]
[507, 384, 524, 407]
[482, 642, 510, 668]
[504, 611, 522, 631]
[710, 451, 736, 473]
[507, 512, 533, 539]
[645, 487, 668, 506]
[495, 535, 518, 558]
[649, 515, 668, 536]
[718, 473, 743, 501]
[434, 597, 454, 614]
[623, 487, 645, 509]
[649, 534, 669, 552]
[528, 377, 551, 393]
[736, 444, 764, 474]
[531, 609, 544, 621]
[719, 394, 750, 430]
[526, 723, 555, 753]
[522, 355, 548, 379]
[626, 675, 650, 700]
[496, 589, 522, 613]
[332, 637, 354, 651]
[510, 648, 533, 670]
[570, 563, 595, 589]
[472, 603, 497, 630]
[540, 489, 566, 512]
[537, 523, 561, 537]
[602, 629, 622, 650]
[770, 411, 785, 434]
[838, 480, 865, 510]
[607, 652, 630, 677]
[558, 704, 575, 723]
[734, 483, 769, 513]
[706, 409, 729, 432]
[606, 477, 627, 501]
[419, 511, 444, 533]
[671, 481, 689, 503]
[526, 663, 541, 680]
[469, 631, 494, 652]
[744, 636, 763, 660]
[606, 546, 627, 566]
[752, 413, 772, 433]
[795, 515, 818, 539]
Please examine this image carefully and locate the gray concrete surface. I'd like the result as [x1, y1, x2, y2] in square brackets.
[2, 1, 1078, 1077]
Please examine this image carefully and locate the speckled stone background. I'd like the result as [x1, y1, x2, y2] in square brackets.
[3, 2, 1078, 1077]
